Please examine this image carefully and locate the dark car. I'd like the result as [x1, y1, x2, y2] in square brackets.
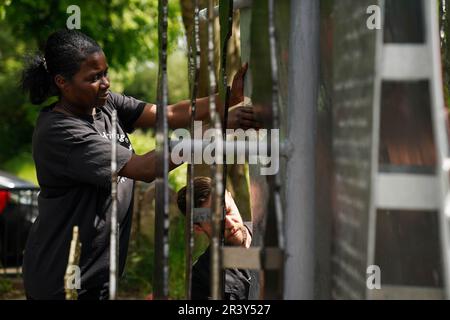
[0, 171, 39, 269]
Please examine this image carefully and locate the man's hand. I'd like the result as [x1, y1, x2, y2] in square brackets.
[229, 63, 248, 107]
[227, 63, 261, 130]
[227, 104, 261, 130]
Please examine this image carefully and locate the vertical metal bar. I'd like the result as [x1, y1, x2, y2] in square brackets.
[219, 0, 234, 299]
[219, 1, 233, 215]
[154, 0, 170, 300]
[284, 0, 319, 299]
[185, 0, 201, 300]
[208, 0, 224, 300]
[16, 191, 22, 275]
[1, 190, 4, 274]
[109, 110, 119, 300]
[3, 191, 8, 274]
[268, 0, 285, 251]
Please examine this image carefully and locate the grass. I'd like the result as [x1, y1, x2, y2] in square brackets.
[0, 277, 13, 296]
[118, 215, 209, 300]
[118, 234, 155, 299]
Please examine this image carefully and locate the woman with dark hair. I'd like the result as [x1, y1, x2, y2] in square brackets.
[21, 29, 256, 300]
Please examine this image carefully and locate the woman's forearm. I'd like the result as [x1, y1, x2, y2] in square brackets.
[119, 151, 181, 183]
[167, 94, 224, 128]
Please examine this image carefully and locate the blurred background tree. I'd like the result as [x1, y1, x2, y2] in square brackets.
[0, 0, 188, 178]
[0, 0, 183, 65]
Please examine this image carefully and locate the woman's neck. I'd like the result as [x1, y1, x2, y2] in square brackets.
[55, 99, 95, 117]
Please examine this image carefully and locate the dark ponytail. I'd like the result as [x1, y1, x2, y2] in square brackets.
[21, 53, 56, 105]
[21, 29, 102, 105]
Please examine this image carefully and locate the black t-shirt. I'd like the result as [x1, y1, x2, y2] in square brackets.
[191, 247, 252, 300]
[23, 92, 146, 299]
[191, 223, 253, 300]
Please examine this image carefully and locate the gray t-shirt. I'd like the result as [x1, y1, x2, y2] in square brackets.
[23, 92, 146, 299]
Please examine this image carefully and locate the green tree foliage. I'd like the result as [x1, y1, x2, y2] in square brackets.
[0, 0, 183, 66]
[0, 20, 37, 163]
[123, 50, 189, 105]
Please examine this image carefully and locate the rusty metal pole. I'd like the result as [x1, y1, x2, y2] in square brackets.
[268, 0, 285, 252]
[154, 0, 170, 300]
[207, 0, 225, 300]
[185, 0, 201, 300]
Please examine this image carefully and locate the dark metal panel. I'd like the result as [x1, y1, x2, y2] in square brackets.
[315, 0, 335, 300]
[384, 0, 425, 43]
[330, 0, 378, 300]
[375, 209, 443, 287]
[379, 81, 436, 172]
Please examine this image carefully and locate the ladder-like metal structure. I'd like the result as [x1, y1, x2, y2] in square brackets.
[367, 0, 450, 299]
